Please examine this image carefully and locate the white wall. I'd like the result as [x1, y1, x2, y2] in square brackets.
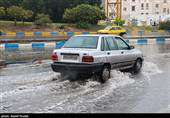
[105, 0, 170, 25]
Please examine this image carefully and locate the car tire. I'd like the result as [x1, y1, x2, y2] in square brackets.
[133, 59, 143, 74]
[98, 66, 111, 83]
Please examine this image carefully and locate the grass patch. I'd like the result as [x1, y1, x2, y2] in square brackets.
[1, 20, 167, 35]
[0, 20, 33, 26]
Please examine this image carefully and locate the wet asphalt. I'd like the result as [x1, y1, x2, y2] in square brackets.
[0, 43, 170, 113]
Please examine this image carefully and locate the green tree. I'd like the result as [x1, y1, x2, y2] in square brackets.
[35, 13, 52, 26]
[22, 0, 46, 19]
[159, 21, 170, 30]
[114, 18, 125, 26]
[0, 0, 23, 8]
[7, 6, 25, 26]
[0, 0, 102, 22]
[0, 7, 5, 17]
[63, 4, 105, 25]
[22, 0, 102, 22]
[22, 10, 33, 25]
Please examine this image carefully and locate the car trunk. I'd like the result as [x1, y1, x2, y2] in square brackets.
[57, 48, 96, 63]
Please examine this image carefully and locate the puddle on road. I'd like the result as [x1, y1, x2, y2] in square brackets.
[0, 60, 52, 76]
[0, 60, 163, 113]
[40, 61, 163, 113]
[0, 60, 162, 97]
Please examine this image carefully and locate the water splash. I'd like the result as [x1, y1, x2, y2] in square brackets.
[142, 61, 163, 80]
[43, 70, 135, 113]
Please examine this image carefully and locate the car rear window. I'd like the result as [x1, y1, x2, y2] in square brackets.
[104, 26, 112, 30]
[63, 36, 99, 49]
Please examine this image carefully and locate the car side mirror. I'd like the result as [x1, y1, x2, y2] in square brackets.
[130, 45, 135, 49]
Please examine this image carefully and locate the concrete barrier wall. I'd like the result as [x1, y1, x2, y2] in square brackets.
[0, 38, 170, 51]
[1, 31, 98, 38]
[0, 41, 66, 50]
[1, 31, 170, 38]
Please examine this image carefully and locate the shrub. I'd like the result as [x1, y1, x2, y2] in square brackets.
[63, 4, 106, 25]
[0, 7, 5, 17]
[58, 24, 65, 30]
[35, 13, 52, 26]
[76, 22, 91, 29]
[114, 18, 125, 26]
[159, 21, 170, 30]
[22, 10, 33, 24]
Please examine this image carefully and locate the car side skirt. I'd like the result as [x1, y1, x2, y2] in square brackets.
[111, 60, 136, 70]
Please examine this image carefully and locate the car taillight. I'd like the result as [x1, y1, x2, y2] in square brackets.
[82, 56, 94, 63]
[51, 52, 58, 61]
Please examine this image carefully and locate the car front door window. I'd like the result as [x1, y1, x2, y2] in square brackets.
[105, 37, 118, 50]
[115, 37, 129, 50]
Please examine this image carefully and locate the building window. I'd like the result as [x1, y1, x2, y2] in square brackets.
[156, 12, 159, 14]
[156, 4, 159, 8]
[168, 9, 170, 14]
[132, 0, 135, 2]
[146, 13, 149, 15]
[141, 13, 144, 15]
[163, 8, 166, 13]
[141, 3, 144, 10]
[164, 0, 167, 3]
[146, 3, 149, 10]
[123, 7, 127, 11]
[132, 6, 135, 11]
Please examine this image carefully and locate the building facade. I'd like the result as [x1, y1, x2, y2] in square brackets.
[104, 0, 170, 25]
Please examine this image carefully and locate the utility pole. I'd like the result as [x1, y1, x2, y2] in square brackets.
[105, 0, 109, 18]
[116, 0, 122, 19]
[106, 0, 122, 19]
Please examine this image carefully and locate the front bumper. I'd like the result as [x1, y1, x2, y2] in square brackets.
[51, 62, 104, 74]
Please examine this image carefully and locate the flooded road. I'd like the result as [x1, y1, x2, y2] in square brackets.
[0, 43, 170, 113]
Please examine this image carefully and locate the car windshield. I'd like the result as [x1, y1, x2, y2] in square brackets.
[63, 36, 99, 49]
[104, 26, 112, 30]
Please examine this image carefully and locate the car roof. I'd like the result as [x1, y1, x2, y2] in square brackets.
[74, 34, 122, 38]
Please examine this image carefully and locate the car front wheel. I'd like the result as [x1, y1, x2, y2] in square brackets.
[133, 59, 143, 74]
[98, 66, 111, 83]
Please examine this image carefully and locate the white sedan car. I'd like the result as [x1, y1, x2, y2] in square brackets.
[51, 35, 144, 83]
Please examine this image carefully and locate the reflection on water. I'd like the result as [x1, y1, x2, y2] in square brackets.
[136, 43, 170, 57]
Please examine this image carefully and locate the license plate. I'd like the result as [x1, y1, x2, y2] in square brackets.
[63, 55, 78, 60]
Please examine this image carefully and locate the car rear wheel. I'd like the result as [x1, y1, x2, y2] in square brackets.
[133, 59, 143, 74]
[98, 66, 111, 83]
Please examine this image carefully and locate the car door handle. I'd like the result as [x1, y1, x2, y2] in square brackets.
[107, 52, 110, 55]
[121, 51, 124, 54]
